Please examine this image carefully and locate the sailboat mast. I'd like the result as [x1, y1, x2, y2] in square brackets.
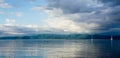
[111, 35, 113, 40]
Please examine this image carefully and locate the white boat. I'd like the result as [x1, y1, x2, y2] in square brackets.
[111, 36, 113, 40]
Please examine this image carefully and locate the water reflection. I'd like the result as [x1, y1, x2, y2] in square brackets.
[0, 39, 120, 58]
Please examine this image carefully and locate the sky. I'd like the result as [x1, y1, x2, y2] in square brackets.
[0, 0, 120, 36]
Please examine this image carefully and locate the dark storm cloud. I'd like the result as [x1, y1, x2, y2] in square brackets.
[97, 0, 120, 31]
[100, 0, 120, 6]
[45, 0, 120, 35]
[45, 0, 100, 14]
[99, 6, 120, 33]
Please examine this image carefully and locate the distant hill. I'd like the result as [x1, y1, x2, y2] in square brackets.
[0, 34, 120, 40]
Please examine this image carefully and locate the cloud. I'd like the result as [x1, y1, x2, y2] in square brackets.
[32, 6, 99, 33]
[0, 0, 119, 35]
[31, 0, 104, 34]
[0, 24, 39, 36]
[34, 0, 120, 34]
[0, 24, 68, 36]
[45, 14, 99, 33]
[99, 0, 120, 6]
[15, 12, 23, 17]
[45, 0, 104, 14]
[5, 19, 15, 26]
[0, 0, 12, 8]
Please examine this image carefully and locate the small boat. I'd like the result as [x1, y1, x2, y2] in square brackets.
[111, 36, 113, 40]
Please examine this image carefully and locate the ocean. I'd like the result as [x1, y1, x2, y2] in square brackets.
[0, 39, 120, 58]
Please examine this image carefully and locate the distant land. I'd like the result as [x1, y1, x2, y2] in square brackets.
[0, 34, 120, 40]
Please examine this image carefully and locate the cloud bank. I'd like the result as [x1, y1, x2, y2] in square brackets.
[0, 0, 12, 8]
[39, 0, 120, 35]
[0, 0, 120, 36]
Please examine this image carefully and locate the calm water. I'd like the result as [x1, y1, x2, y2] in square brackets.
[0, 39, 120, 58]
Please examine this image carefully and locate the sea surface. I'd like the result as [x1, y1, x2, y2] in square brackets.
[0, 39, 120, 58]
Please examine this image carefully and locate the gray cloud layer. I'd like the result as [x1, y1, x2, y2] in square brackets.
[0, 24, 68, 36]
[43, 0, 120, 35]
[100, 0, 120, 6]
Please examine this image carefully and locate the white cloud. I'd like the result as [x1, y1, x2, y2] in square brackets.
[0, 0, 12, 8]
[15, 12, 23, 17]
[31, 4, 102, 34]
[0, 2, 12, 8]
[5, 19, 15, 26]
[45, 15, 99, 33]
[32, 5, 45, 11]
[32, 6, 64, 17]
[0, 24, 66, 36]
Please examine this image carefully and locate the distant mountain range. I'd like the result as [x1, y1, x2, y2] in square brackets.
[0, 34, 120, 40]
